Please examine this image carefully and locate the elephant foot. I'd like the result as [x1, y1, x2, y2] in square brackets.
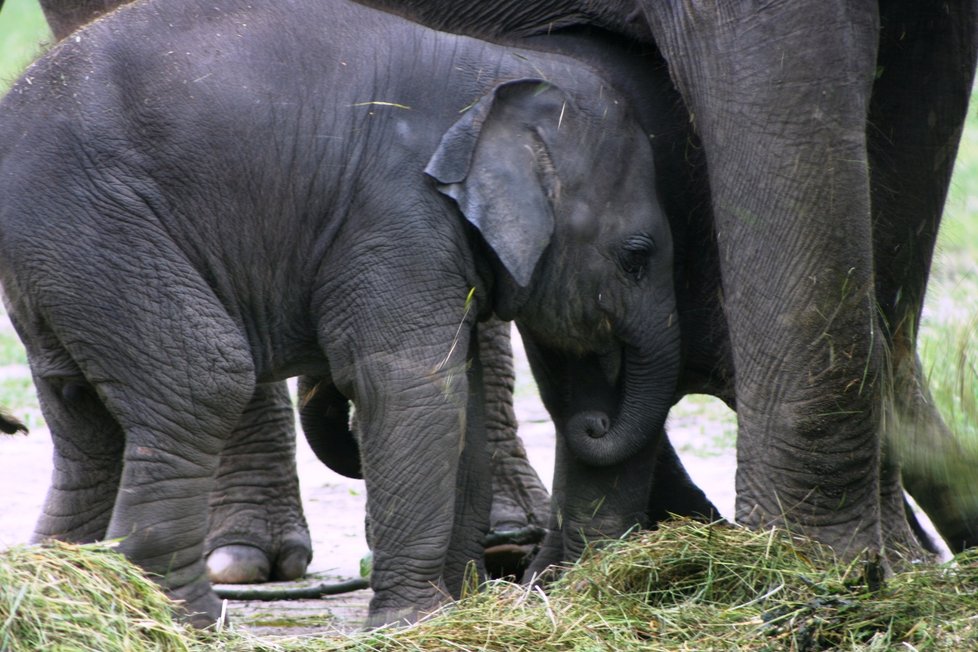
[169, 577, 226, 629]
[365, 591, 446, 629]
[206, 544, 271, 584]
[484, 542, 536, 579]
[488, 485, 548, 538]
[520, 531, 564, 584]
[483, 523, 546, 548]
[483, 523, 545, 579]
[205, 532, 312, 584]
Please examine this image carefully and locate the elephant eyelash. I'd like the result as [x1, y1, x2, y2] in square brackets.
[617, 234, 655, 280]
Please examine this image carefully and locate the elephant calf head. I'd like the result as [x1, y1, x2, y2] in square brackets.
[426, 78, 680, 468]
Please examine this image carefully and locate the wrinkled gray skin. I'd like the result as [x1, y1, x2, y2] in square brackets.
[299, 31, 720, 577]
[33, 0, 717, 585]
[34, 0, 553, 586]
[0, 0, 680, 627]
[34, 0, 978, 576]
[359, 0, 978, 560]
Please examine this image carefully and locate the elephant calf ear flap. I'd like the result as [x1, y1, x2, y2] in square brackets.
[425, 80, 562, 288]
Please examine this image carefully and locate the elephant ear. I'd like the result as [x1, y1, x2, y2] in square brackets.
[425, 79, 567, 288]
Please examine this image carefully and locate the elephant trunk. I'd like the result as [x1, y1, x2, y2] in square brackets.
[297, 377, 362, 479]
[564, 336, 679, 467]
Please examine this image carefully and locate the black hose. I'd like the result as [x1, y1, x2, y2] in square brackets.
[214, 577, 369, 601]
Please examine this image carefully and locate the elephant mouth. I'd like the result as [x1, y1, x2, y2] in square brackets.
[598, 346, 623, 386]
[558, 345, 629, 442]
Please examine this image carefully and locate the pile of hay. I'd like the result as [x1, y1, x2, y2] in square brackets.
[0, 540, 226, 651]
[333, 521, 978, 651]
[4, 521, 978, 651]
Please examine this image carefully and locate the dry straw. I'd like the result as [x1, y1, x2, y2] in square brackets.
[0, 539, 200, 651]
[3, 521, 978, 651]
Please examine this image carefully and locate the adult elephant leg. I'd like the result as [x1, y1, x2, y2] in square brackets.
[646, 2, 894, 557]
[866, 0, 978, 553]
[479, 317, 549, 536]
[205, 381, 313, 583]
[29, 374, 123, 544]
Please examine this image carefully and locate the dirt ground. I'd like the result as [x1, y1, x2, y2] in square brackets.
[0, 322, 946, 639]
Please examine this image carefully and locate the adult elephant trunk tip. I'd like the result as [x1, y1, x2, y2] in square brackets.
[564, 344, 676, 467]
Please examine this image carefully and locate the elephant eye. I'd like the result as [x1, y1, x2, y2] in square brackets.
[617, 234, 655, 281]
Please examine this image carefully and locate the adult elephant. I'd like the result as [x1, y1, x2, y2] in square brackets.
[360, 0, 978, 559]
[28, 0, 555, 584]
[37, 0, 120, 39]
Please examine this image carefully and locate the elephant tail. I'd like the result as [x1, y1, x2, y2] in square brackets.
[0, 408, 27, 434]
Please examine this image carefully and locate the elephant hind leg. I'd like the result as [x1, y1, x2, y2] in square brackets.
[30, 372, 124, 545]
[867, 0, 978, 555]
[94, 318, 254, 625]
[205, 381, 313, 584]
[25, 252, 256, 625]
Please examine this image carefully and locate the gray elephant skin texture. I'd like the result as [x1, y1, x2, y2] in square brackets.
[34, 0, 706, 590]
[21, 0, 978, 581]
[359, 0, 978, 559]
[39, 0, 558, 592]
[0, 0, 680, 628]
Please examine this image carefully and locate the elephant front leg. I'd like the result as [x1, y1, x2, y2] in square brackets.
[443, 335, 492, 595]
[478, 317, 550, 562]
[349, 349, 475, 628]
[205, 381, 313, 584]
[646, 431, 720, 525]
[647, 0, 889, 558]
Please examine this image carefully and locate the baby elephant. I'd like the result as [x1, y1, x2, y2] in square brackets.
[0, 0, 678, 627]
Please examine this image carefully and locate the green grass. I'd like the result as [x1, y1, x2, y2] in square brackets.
[914, 89, 978, 480]
[0, 0, 51, 90]
[0, 332, 28, 366]
[0, 540, 202, 652]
